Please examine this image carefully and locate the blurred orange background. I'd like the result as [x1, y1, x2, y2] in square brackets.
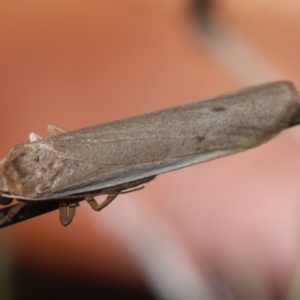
[1, 0, 300, 299]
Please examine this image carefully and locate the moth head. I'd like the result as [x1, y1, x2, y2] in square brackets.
[0, 143, 65, 198]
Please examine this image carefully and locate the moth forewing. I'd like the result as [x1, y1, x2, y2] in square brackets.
[26, 81, 300, 198]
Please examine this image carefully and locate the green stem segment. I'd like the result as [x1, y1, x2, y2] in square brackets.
[290, 107, 300, 127]
[0, 199, 84, 229]
[0, 201, 60, 229]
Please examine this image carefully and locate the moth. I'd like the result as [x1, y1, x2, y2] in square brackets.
[0, 81, 298, 226]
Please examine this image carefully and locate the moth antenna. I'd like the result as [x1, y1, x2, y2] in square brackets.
[120, 186, 145, 194]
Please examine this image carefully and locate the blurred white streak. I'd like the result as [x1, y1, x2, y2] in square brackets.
[87, 194, 218, 300]
[200, 16, 283, 85]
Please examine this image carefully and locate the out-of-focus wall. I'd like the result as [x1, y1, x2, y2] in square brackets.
[1, 1, 300, 299]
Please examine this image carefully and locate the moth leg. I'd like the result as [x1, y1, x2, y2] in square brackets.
[47, 124, 67, 136]
[59, 201, 77, 226]
[29, 132, 43, 142]
[86, 193, 119, 212]
[0, 201, 27, 226]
